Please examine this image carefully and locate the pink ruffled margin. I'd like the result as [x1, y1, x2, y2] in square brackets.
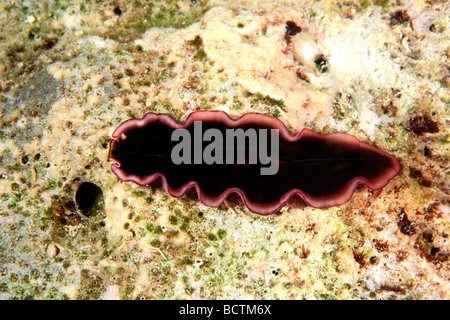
[108, 111, 402, 215]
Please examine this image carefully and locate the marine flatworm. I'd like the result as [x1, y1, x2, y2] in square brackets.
[108, 111, 401, 215]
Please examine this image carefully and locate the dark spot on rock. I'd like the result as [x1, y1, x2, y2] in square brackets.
[50, 196, 82, 227]
[397, 209, 416, 236]
[314, 54, 329, 72]
[429, 247, 440, 256]
[261, 25, 267, 35]
[65, 120, 73, 129]
[352, 248, 366, 268]
[20, 155, 28, 164]
[408, 167, 432, 187]
[285, 21, 302, 40]
[391, 88, 402, 98]
[374, 239, 389, 252]
[423, 146, 431, 157]
[113, 7, 122, 16]
[396, 248, 409, 262]
[390, 9, 410, 26]
[409, 167, 422, 179]
[187, 35, 203, 49]
[186, 35, 207, 61]
[379, 284, 407, 294]
[421, 178, 433, 188]
[11, 182, 20, 191]
[124, 68, 134, 76]
[237, 22, 244, 28]
[406, 114, 439, 136]
[62, 196, 77, 214]
[42, 38, 58, 50]
[428, 24, 436, 32]
[296, 69, 309, 81]
[100, 136, 110, 149]
[422, 230, 433, 242]
[381, 101, 398, 116]
[6, 44, 25, 58]
[416, 231, 449, 262]
[300, 244, 310, 258]
[369, 256, 378, 265]
[75, 182, 104, 217]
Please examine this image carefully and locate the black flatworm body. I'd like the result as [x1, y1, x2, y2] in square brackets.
[108, 111, 401, 215]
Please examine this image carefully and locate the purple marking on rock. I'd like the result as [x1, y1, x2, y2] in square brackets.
[108, 111, 402, 215]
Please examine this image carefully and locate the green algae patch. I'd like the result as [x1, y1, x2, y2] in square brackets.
[100, 1, 210, 42]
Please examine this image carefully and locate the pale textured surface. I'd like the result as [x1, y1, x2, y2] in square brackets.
[0, 0, 448, 299]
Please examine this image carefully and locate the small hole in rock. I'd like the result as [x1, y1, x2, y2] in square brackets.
[314, 54, 329, 72]
[113, 7, 122, 16]
[424, 146, 431, 157]
[75, 182, 104, 217]
[21, 155, 29, 164]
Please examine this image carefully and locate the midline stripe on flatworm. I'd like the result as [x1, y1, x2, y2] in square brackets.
[108, 111, 402, 215]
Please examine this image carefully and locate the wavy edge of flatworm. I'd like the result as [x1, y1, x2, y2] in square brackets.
[108, 111, 402, 215]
